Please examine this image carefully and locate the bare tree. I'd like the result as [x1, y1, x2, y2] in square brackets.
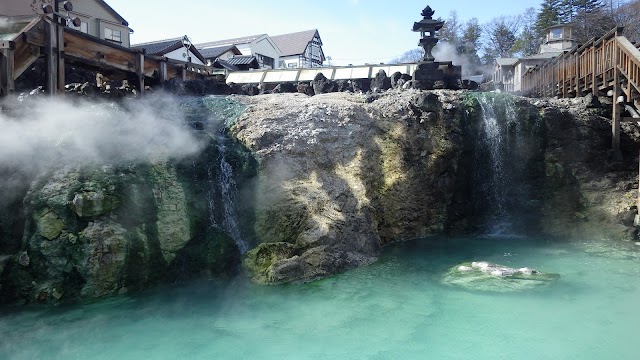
[390, 48, 425, 64]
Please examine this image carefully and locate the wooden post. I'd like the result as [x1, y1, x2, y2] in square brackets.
[637, 149, 640, 226]
[575, 51, 580, 96]
[612, 47, 623, 161]
[0, 43, 15, 97]
[182, 66, 187, 81]
[592, 44, 597, 96]
[56, 21, 65, 94]
[159, 60, 167, 83]
[45, 18, 57, 95]
[136, 52, 145, 95]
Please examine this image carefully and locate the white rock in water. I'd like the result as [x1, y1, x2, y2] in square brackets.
[471, 261, 490, 270]
[490, 270, 504, 276]
[458, 265, 473, 272]
[635, 242, 640, 246]
[518, 267, 533, 275]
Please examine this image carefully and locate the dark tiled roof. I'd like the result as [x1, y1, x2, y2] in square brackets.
[132, 38, 182, 55]
[199, 45, 241, 59]
[226, 55, 258, 66]
[271, 29, 319, 56]
[196, 34, 265, 49]
[131, 37, 207, 64]
[214, 59, 239, 71]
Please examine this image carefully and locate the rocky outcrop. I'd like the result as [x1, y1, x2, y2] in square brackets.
[234, 91, 640, 284]
[530, 97, 640, 240]
[233, 90, 470, 284]
[0, 138, 251, 304]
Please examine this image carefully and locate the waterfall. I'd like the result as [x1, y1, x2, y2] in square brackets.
[215, 133, 249, 254]
[473, 94, 521, 236]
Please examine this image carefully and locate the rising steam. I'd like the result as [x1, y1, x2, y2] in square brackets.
[0, 95, 205, 171]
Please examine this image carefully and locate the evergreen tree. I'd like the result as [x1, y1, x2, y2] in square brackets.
[559, 0, 576, 22]
[535, 0, 563, 36]
[461, 18, 482, 66]
[514, 9, 541, 56]
[574, 0, 605, 13]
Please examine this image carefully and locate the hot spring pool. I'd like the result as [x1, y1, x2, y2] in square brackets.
[1, 236, 639, 359]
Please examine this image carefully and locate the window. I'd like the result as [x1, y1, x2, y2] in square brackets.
[255, 53, 275, 69]
[550, 28, 562, 40]
[287, 63, 297, 68]
[70, 20, 88, 34]
[104, 27, 122, 43]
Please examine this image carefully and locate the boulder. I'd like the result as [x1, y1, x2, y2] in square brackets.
[272, 83, 297, 94]
[297, 82, 315, 96]
[351, 78, 371, 93]
[390, 72, 403, 88]
[312, 73, 336, 94]
[36, 210, 65, 240]
[70, 190, 120, 218]
[370, 70, 391, 92]
[241, 84, 260, 96]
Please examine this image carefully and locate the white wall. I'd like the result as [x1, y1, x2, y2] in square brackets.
[163, 47, 204, 65]
[252, 38, 280, 60]
[280, 56, 300, 69]
[235, 44, 253, 56]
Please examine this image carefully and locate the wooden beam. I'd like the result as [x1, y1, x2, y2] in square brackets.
[592, 44, 597, 96]
[45, 19, 57, 95]
[56, 22, 65, 94]
[0, 48, 16, 97]
[612, 47, 623, 161]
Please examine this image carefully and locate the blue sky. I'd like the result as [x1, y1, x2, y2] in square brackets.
[107, 0, 541, 65]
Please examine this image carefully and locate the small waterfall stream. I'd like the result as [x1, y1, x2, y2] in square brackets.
[184, 96, 250, 254]
[472, 93, 526, 236]
[215, 133, 249, 254]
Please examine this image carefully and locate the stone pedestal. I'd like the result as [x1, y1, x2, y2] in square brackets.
[413, 62, 443, 81]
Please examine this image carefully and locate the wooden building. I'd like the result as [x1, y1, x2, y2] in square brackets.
[0, 0, 132, 47]
[196, 34, 280, 69]
[271, 29, 325, 69]
[132, 37, 207, 66]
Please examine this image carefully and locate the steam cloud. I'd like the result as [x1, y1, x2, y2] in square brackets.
[0, 95, 205, 171]
[434, 42, 486, 78]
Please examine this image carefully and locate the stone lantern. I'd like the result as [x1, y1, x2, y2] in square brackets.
[412, 6, 444, 63]
[410, 5, 460, 90]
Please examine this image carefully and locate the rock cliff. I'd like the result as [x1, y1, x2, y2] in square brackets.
[234, 90, 639, 284]
[1, 89, 638, 302]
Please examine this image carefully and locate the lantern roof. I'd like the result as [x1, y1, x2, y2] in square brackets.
[412, 5, 444, 32]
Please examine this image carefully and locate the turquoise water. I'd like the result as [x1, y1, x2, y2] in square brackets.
[1, 236, 639, 360]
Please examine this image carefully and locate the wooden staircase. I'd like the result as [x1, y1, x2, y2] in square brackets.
[523, 27, 640, 224]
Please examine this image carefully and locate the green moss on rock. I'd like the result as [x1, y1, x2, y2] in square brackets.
[36, 209, 65, 240]
[243, 242, 297, 284]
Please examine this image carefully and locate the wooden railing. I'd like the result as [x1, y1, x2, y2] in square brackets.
[1, 16, 215, 96]
[523, 27, 629, 98]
